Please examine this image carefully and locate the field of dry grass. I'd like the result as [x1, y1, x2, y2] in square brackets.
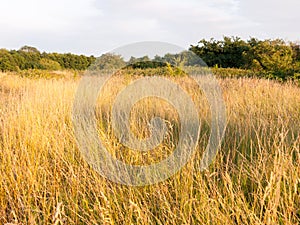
[0, 71, 299, 224]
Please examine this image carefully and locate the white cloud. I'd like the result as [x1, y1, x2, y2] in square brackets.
[0, 0, 100, 31]
[236, 0, 300, 40]
[0, 0, 298, 55]
[90, 0, 258, 48]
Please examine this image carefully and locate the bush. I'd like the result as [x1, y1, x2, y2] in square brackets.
[39, 58, 62, 70]
[19, 69, 64, 79]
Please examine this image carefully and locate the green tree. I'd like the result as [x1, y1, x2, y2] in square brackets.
[161, 51, 204, 67]
[91, 53, 126, 70]
[250, 39, 294, 79]
[190, 38, 225, 67]
[19, 45, 40, 54]
[190, 36, 250, 68]
[0, 49, 19, 71]
[18, 46, 42, 69]
[290, 42, 300, 73]
[39, 58, 61, 70]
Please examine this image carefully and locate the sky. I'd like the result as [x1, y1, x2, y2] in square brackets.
[0, 0, 299, 56]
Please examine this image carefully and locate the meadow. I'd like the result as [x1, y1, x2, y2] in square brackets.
[0, 70, 299, 224]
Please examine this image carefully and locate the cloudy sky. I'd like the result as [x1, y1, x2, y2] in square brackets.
[0, 0, 299, 56]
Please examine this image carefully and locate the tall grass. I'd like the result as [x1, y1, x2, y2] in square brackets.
[0, 71, 299, 224]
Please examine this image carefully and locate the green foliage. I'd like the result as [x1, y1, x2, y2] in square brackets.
[165, 62, 185, 76]
[0, 49, 19, 71]
[90, 53, 126, 70]
[190, 37, 300, 80]
[249, 39, 294, 80]
[19, 45, 40, 53]
[19, 69, 63, 79]
[46, 53, 95, 70]
[126, 61, 167, 69]
[1, 40, 300, 81]
[39, 58, 61, 70]
[156, 51, 203, 67]
[120, 63, 187, 77]
[291, 43, 300, 62]
[211, 67, 266, 79]
[190, 36, 250, 68]
[128, 55, 151, 65]
[17, 46, 42, 69]
[0, 46, 96, 72]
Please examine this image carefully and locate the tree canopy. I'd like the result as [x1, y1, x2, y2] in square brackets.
[0, 46, 96, 72]
[1, 39, 300, 80]
[190, 36, 300, 80]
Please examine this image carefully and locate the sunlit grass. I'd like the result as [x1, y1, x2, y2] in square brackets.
[0, 71, 299, 224]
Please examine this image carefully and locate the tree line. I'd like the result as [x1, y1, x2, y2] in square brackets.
[1, 37, 300, 80]
[190, 37, 300, 80]
[0, 45, 96, 71]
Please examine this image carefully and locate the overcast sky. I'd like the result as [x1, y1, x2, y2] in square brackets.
[0, 0, 299, 56]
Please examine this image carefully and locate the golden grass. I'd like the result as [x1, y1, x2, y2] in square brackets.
[0, 71, 299, 224]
